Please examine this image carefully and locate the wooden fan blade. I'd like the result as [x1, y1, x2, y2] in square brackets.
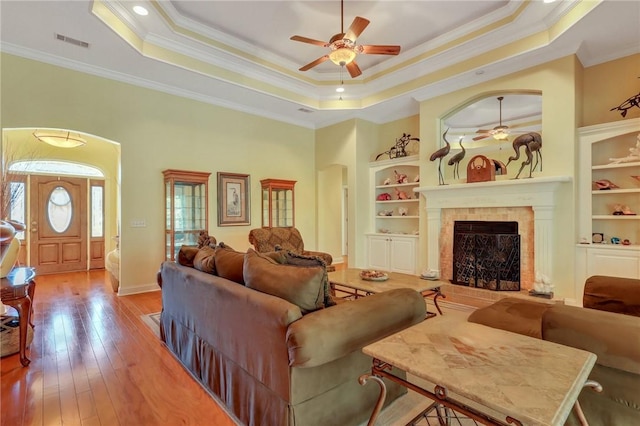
[473, 134, 490, 141]
[346, 61, 362, 78]
[476, 129, 492, 134]
[290, 35, 328, 47]
[359, 45, 401, 55]
[344, 17, 370, 42]
[299, 55, 329, 71]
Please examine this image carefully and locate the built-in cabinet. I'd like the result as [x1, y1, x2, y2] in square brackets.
[163, 169, 211, 261]
[366, 156, 419, 274]
[576, 118, 640, 297]
[261, 179, 296, 227]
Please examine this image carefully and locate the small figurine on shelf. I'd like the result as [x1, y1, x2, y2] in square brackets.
[376, 193, 392, 201]
[623, 239, 631, 245]
[611, 237, 621, 244]
[394, 187, 409, 200]
[398, 207, 408, 216]
[413, 174, 420, 183]
[383, 177, 391, 185]
[613, 204, 625, 215]
[394, 170, 408, 184]
[608, 133, 640, 164]
[622, 205, 637, 215]
[594, 179, 619, 190]
[378, 210, 393, 216]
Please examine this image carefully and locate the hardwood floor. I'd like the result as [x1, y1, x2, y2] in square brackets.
[1, 270, 236, 426]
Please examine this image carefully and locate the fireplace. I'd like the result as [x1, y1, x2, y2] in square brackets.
[415, 176, 571, 292]
[452, 221, 520, 291]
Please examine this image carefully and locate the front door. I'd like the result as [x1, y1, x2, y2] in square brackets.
[30, 175, 87, 274]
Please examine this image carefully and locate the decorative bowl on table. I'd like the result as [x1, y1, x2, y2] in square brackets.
[360, 270, 389, 281]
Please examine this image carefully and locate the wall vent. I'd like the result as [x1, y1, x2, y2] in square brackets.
[55, 33, 90, 48]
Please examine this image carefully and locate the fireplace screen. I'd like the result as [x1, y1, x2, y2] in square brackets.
[452, 221, 520, 291]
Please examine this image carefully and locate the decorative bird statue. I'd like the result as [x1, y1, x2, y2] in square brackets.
[447, 137, 466, 180]
[506, 132, 543, 179]
[430, 128, 451, 185]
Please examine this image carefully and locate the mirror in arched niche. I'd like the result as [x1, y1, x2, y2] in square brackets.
[439, 91, 542, 181]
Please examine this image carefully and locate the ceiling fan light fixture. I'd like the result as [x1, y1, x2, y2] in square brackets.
[33, 130, 86, 148]
[329, 48, 356, 66]
[493, 129, 509, 141]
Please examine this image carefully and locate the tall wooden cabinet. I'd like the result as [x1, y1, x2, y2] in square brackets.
[163, 169, 211, 261]
[366, 156, 420, 274]
[261, 179, 296, 227]
[576, 118, 640, 297]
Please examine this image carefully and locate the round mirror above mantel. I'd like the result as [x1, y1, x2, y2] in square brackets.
[438, 91, 543, 182]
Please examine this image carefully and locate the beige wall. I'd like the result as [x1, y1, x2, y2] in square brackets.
[582, 53, 640, 126]
[1, 53, 315, 294]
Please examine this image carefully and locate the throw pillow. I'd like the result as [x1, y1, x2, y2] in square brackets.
[197, 231, 217, 249]
[243, 249, 326, 314]
[177, 245, 200, 267]
[193, 246, 216, 274]
[280, 250, 336, 307]
[214, 242, 245, 285]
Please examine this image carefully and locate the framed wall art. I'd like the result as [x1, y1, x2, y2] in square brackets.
[217, 172, 250, 226]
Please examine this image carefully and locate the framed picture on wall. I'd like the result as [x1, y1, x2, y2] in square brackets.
[217, 172, 250, 226]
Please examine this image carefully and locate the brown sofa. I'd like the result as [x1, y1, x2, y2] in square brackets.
[159, 248, 425, 426]
[468, 276, 640, 425]
[248, 227, 335, 272]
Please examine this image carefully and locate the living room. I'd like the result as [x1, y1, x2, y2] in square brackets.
[1, 1, 640, 425]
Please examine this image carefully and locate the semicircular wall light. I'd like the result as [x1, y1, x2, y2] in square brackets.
[33, 130, 87, 148]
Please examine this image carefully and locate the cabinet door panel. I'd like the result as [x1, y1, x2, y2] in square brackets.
[389, 237, 417, 274]
[586, 249, 640, 279]
[367, 236, 390, 270]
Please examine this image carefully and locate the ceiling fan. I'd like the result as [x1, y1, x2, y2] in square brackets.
[290, 0, 401, 78]
[473, 96, 513, 141]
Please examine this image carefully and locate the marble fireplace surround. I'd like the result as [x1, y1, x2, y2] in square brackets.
[415, 176, 571, 289]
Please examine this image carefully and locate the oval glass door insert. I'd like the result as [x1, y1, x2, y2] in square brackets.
[48, 186, 73, 233]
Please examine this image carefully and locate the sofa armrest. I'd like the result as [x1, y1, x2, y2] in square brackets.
[583, 275, 640, 317]
[302, 250, 333, 266]
[542, 304, 640, 374]
[286, 288, 426, 368]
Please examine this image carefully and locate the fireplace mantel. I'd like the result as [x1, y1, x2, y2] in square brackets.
[415, 176, 572, 285]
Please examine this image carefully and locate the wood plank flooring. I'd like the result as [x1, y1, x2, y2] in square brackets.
[1, 270, 236, 426]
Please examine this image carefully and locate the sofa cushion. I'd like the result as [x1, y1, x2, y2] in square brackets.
[214, 243, 245, 285]
[243, 249, 326, 314]
[467, 297, 552, 338]
[177, 245, 200, 267]
[193, 246, 216, 274]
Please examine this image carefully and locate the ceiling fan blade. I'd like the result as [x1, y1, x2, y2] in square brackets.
[344, 16, 370, 42]
[358, 45, 401, 55]
[346, 61, 362, 78]
[290, 35, 328, 47]
[299, 55, 329, 71]
[475, 129, 492, 134]
[472, 134, 490, 141]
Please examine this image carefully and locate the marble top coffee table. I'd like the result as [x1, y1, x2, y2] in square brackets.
[360, 320, 597, 426]
[328, 268, 446, 317]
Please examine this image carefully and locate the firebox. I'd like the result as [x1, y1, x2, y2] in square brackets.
[452, 221, 520, 291]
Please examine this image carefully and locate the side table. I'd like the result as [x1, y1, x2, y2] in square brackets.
[1, 267, 36, 366]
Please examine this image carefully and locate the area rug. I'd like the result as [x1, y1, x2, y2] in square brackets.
[140, 312, 161, 338]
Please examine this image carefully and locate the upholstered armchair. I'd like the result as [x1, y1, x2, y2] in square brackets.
[248, 227, 335, 272]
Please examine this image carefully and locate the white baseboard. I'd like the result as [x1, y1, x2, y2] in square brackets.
[332, 256, 345, 264]
[117, 283, 160, 296]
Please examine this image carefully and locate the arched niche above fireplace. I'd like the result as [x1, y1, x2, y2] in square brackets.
[439, 91, 543, 174]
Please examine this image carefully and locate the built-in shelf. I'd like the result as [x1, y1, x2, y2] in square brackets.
[592, 189, 640, 195]
[376, 199, 419, 204]
[592, 161, 640, 170]
[376, 216, 419, 219]
[576, 243, 639, 250]
[375, 182, 420, 189]
[592, 215, 640, 220]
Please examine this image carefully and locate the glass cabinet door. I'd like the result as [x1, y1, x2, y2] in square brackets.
[163, 169, 211, 261]
[261, 179, 296, 228]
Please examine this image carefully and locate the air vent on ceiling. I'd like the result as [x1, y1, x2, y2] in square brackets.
[55, 33, 90, 48]
[297, 108, 314, 113]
